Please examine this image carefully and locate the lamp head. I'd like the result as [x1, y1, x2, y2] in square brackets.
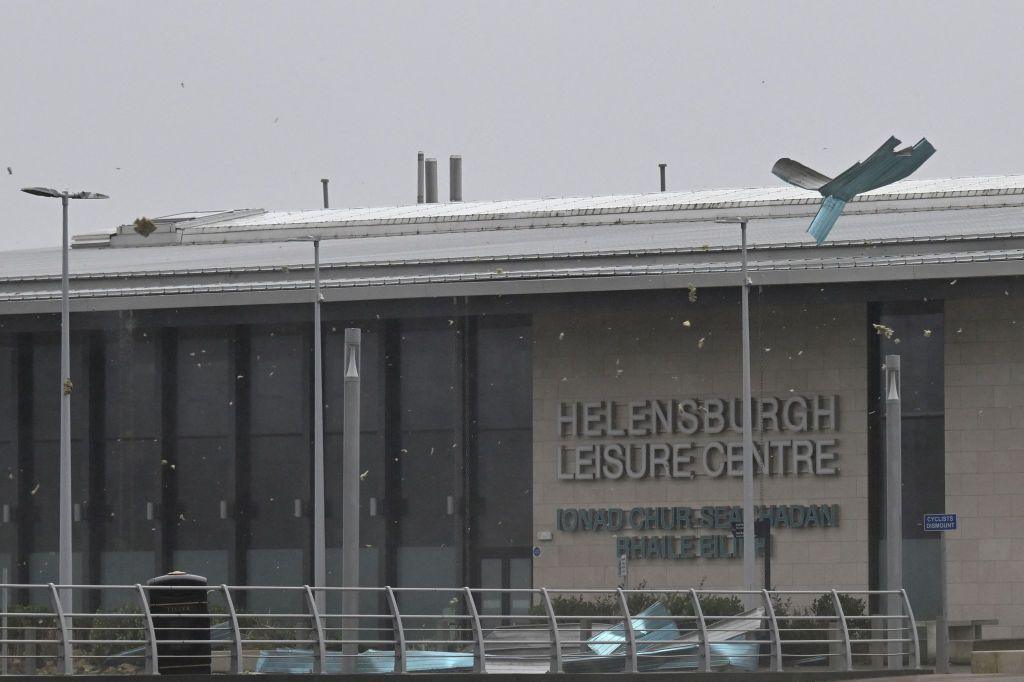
[22, 187, 108, 200]
[21, 187, 63, 198]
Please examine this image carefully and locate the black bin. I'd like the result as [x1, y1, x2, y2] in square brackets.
[146, 572, 211, 674]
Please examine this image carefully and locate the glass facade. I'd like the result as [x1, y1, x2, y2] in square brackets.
[869, 302, 946, 619]
[0, 307, 533, 603]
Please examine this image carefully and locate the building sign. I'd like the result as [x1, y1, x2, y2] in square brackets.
[556, 395, 840, 480]
[557, 504, 841, 560]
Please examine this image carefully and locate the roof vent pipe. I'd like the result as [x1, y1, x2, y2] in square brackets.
[417, 152, 425, 204]
[425, 158, 438, 203]
[321, 178, 329, 208]
[450, 155, 462, 202]
[659, 163, 667, 192]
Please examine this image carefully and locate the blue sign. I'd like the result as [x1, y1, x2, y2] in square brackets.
[923, 514, 957, 531]
[532, 546, 542, 558]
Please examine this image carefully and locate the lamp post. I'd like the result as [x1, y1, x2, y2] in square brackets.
[716, 218, 757, 594]
[312, 239, 325, 611]
[20, 187, 108, 607]
[287, 236, 326, 610]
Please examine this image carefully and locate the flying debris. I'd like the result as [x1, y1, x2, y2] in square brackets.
[133, 217, 157, 237]
[772, 136, 936, 244]
[872, 323, 896, 339]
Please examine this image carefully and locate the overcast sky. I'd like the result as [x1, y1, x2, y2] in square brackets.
[2, 0, 1022, 251]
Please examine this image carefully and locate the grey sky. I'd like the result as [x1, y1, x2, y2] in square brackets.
[2, 0, 1021, 251]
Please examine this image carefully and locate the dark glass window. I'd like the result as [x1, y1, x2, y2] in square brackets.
[0, 336, 16, 582]
[474, 321, 532, 549]
[394, 321, 462, 618]
[245, 327, 309, 609]
[872, 305, 944, 619]
[172, 329, 234, 583]
[99, 326, 160, 589]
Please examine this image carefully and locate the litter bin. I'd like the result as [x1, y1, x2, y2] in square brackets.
[146, 572, 211, 674]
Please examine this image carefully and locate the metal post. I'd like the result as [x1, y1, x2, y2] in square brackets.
[221, 586, 243, 674]
[341, 328, 361, 671]
[690, 589, 711, 673]
[740, 220, 756, 594]
[831, 589, 852, 671]
[615, 588, 637, 673]
[312, 240, 326, 613]
[425, 158, 438, 203]
[59, 195, 72, 612]
[761, 589, 783, 672]
[304, 585, 327, 673]
[2, 568, 8, 676]
[321, 179, 329, 209]
[135, 584, 158, 675]
[417, 152, 425, 204]
[48, 583, 72, 675]
[885, 355, 902, 668]
[901, 588, 921, 669]
[450, 155, 462, 202]
[936, 534, 949, 673]
[659, 163, 667, 191]
[540, 588, 562, 673]
[384, 587, 406, 673]
[463, 587, 486, 673]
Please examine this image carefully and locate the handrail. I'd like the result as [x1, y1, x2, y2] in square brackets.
[0, 584, 922, 676]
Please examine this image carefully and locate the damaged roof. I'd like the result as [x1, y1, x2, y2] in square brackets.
[2, 175, 1024, 312]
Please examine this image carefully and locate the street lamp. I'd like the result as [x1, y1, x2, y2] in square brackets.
[287, 236, 326, 610]
[715, 218, 757, 594]
[20, 187, 108, 606]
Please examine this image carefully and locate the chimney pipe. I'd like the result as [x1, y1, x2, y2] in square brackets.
[417, 152, 425, 204]
[449, 155, 462, 202]
[659, 164, 667, 192]
[425, 158, 438, 203]
[321, 178, 330, 208]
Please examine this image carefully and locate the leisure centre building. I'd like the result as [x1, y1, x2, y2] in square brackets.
[2, 174, 1023, 634]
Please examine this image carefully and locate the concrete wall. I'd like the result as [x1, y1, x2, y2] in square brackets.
[946, 297, 1024, 638]
[531, 296, 869, 593]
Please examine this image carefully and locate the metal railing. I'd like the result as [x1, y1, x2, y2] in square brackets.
[0, 584, 919, 675]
